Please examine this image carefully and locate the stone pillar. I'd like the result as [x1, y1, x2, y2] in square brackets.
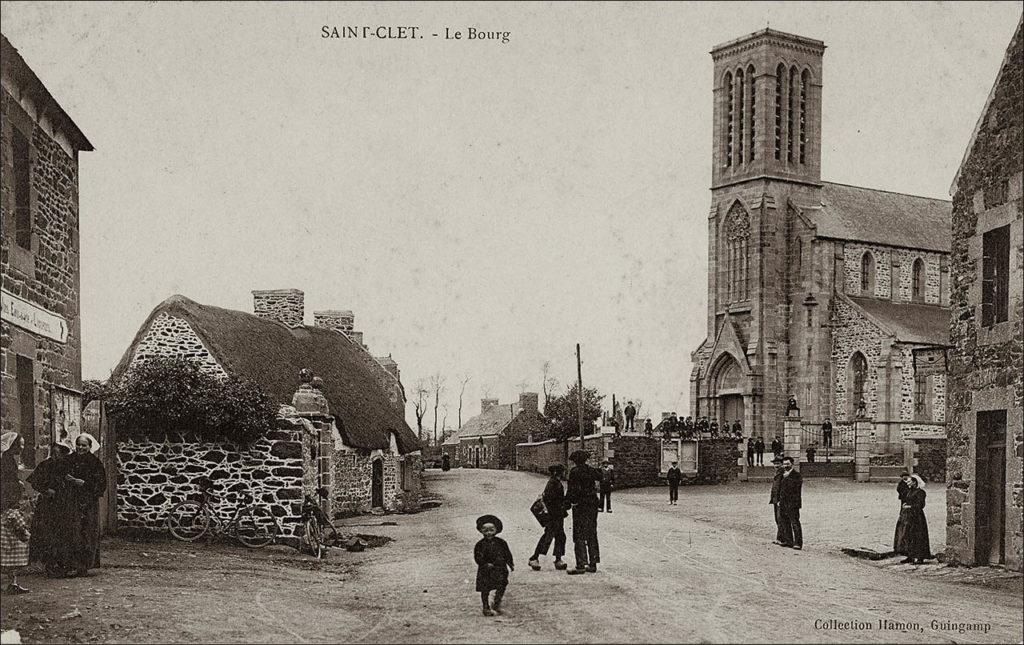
[783, 417, 802, 469]
[292, 369, 334, 514]
[854, 419, 874, 482]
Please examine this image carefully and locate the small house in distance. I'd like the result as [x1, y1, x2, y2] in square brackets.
[109, 290, 422, 534]
[441, 393, 547, 469]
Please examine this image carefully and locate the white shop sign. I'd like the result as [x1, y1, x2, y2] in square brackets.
[0, 288, 69, 343]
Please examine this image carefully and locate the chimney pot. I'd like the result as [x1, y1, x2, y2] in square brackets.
[519, 392, 539, 415]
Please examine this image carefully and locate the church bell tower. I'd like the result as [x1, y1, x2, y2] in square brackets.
[692, 29, 826, 439]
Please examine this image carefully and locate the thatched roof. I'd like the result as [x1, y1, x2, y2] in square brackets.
[111, 295, 419, 454]
[806, 182, 951, 252]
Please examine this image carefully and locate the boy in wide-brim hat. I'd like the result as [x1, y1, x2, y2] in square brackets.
[474, 514, 514, 616]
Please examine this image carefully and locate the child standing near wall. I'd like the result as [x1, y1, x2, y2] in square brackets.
[1, 482, 31, 594]
[474, 514, 514, 616]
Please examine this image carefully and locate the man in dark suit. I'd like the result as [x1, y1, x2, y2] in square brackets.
[769, 456, 790, 546]
[777, 456, 803, 549]
[566, 450, 601, 574]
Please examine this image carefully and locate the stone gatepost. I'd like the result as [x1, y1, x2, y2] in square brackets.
[292, 370, 334, 515]
[854, 419, 874, 482]
[783, 417, 802, 469]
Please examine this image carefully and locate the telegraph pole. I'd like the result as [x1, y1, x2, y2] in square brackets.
[576, 343, 585, 443]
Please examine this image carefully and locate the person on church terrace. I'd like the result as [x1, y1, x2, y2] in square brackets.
[746, 438, 755, 467]
[26, 442, 74, 577]
[696, 417, 709, 435]
[683, 416, 695, 438]
[708, 419, 719, 437]
[776, 456, 803, 550]
[893, 471, 912, 556]
[821, 417, 833, 448]
[65, 434, 107, 575]
[565, 450, 601, 574]
[770, 436, 783, 460]
[898, 474, 931, 564]
[643, 418, 653, 436]
[754, 436, 765, 466]
[624, 402, 636, 432]
[731, 419, 743, 439]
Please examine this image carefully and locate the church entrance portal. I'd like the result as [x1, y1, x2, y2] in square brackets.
[719, 394, 745, 431]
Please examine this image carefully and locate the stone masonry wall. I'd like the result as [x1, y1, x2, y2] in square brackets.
[843, 243, 945, 305]
[115, 418, 308, 538]
[127, 312, 228, 378]
[831, 297, 886, 420]
[692, 439, 743, 485]
[912, 438, 947, 485]
[1, 86, 84, 466]
[946, 20, 1023, 571]
[606, 435, 661, 488]
[331, 450, 421, 517]
[252, 289, 304, 327]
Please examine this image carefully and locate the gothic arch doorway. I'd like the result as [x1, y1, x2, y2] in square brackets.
[711, 354, 745, 428]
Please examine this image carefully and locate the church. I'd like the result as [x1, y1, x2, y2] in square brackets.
[688, 29, 952, 449]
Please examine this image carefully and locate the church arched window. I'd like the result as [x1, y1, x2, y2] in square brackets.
[799, 69, 809, 164]
[725, 71, 734, 167]
[775, 64, 784, 160]
[787, 66, 797, 162]
[747, 65, 756, 162]
[726, 203, 751, 301]
[848, 352, 868, 419]
[736, 68, 745, 164]
[860, 252, 876, 295]
[912, 258, 925, 302]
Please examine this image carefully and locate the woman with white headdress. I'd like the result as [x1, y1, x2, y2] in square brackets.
[65, 433, 107, 575]
[899, 474, 931, 564]
[1, 432, 25, 489]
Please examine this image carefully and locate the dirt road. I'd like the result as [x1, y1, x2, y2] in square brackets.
[2, 469, 1021, 643]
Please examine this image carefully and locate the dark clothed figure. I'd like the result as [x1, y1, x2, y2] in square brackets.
[899, 482, 931, 563]
[65, 450, 107, 572]
[1, 449, 20, 489]
[566, 458, 600, 571]
[777, 466, 803, 548]
[25, 448, 76, 576]
[599, 466, 615, 512]
[644, 419, 653, 436]
[769, 466, 792, 545]
[893, 477, 911, 555]
[821, 420, 834, 448]
[806, 446, 817, 463]
[770, 438, 783, 459]
[709, 421, 719, 437]
[666, 465, 682, 504]
[746, 439, 755, 467]
[787, 396, 799, 414]
[624, 404, 636, 431]
[475, 536, 514, 608]
[732, 421, 743, 439]
[532, 474, 567, 563]
[754, 437, 765, 466]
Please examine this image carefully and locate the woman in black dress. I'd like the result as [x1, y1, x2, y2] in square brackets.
[893, 472, 912, 555]
[26, 442, 74, 577]
[899, 474, 931, 564]
[65, 434, 107, 575]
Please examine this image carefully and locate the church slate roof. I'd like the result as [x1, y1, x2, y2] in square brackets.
[111, 295, 420, 454]
[846, 296, 951, 346]
[807, 182, 952, 252]
[442, 402, 521, 444]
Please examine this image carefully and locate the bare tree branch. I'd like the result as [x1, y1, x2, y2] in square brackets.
[429, 373, 446, 447]
[413, 378, 429, 443]
[457, 374, 471, 430]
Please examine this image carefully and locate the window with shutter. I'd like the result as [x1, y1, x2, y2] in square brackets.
[982, 226, 1010, 327]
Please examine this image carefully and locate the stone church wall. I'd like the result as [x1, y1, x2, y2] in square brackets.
[831, 298, 886, 420]
[842, 243, 945, 305]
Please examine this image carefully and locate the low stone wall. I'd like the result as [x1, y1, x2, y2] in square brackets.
[607, 435, 660, 487]
[516, 434, 608, 477]
[116, 418, 309, 538]
[912, 437, 947, 484]
[690, 439, 742, 485]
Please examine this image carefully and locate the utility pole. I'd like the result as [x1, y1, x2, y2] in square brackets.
[576, 343, 585, 443]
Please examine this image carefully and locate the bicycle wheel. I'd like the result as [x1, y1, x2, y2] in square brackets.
[235, 505, 280, 548]
[166, 501, 211, 542]
[304, 518, 323, 559]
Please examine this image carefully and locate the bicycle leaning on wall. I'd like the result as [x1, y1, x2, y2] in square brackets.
[299, 487, 340, 559]
[165, 477, 280, 548]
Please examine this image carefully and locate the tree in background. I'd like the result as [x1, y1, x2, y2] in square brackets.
[413, 379, 429, 443]
[544, 383, 604, 442]
[457, 374, 471, 429]
[82, 379, 111, 407]
[429, 373, 446, 446]
[541, 361, 559, 414]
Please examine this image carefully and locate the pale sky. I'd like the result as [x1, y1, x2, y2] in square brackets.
[1, 1, 1019, 433]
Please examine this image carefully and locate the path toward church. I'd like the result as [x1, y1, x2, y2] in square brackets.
[1, 469, 1021, 643]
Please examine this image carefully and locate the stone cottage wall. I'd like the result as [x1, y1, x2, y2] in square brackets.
[331, 450, 422, 517]
[127, 312, 228, 378]
[115, 418, 308, 538]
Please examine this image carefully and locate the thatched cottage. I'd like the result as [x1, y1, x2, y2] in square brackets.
[109, 291, 421, 535]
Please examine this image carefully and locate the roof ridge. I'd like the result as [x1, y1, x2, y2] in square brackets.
[822, 180, 951, 204]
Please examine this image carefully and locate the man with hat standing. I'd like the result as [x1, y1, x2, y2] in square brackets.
[777, 456, 803, 549]
[566, 450, 601, 574]
[769, 456, 792, 547]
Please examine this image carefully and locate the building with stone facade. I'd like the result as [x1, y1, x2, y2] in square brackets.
[945, 17, 1022, 572]
[441, 393, 547, 469]
[689, 29, 952, 453]
[1, 34, 93, 467]
[109, 291, 422, 525]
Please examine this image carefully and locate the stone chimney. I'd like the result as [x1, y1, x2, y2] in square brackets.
[313, 310, 354, 336]
[349, 331, 365, 348]
[375, 354, 400, 382]
[252, 289, 304, 327]
[481, 398, 499, 414]
[519, 392, 539, 415]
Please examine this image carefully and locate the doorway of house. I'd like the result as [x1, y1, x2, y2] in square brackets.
[371, 459, 384, 509]
[975, 410, 1007, 565]
[719, 394, 744, 430]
